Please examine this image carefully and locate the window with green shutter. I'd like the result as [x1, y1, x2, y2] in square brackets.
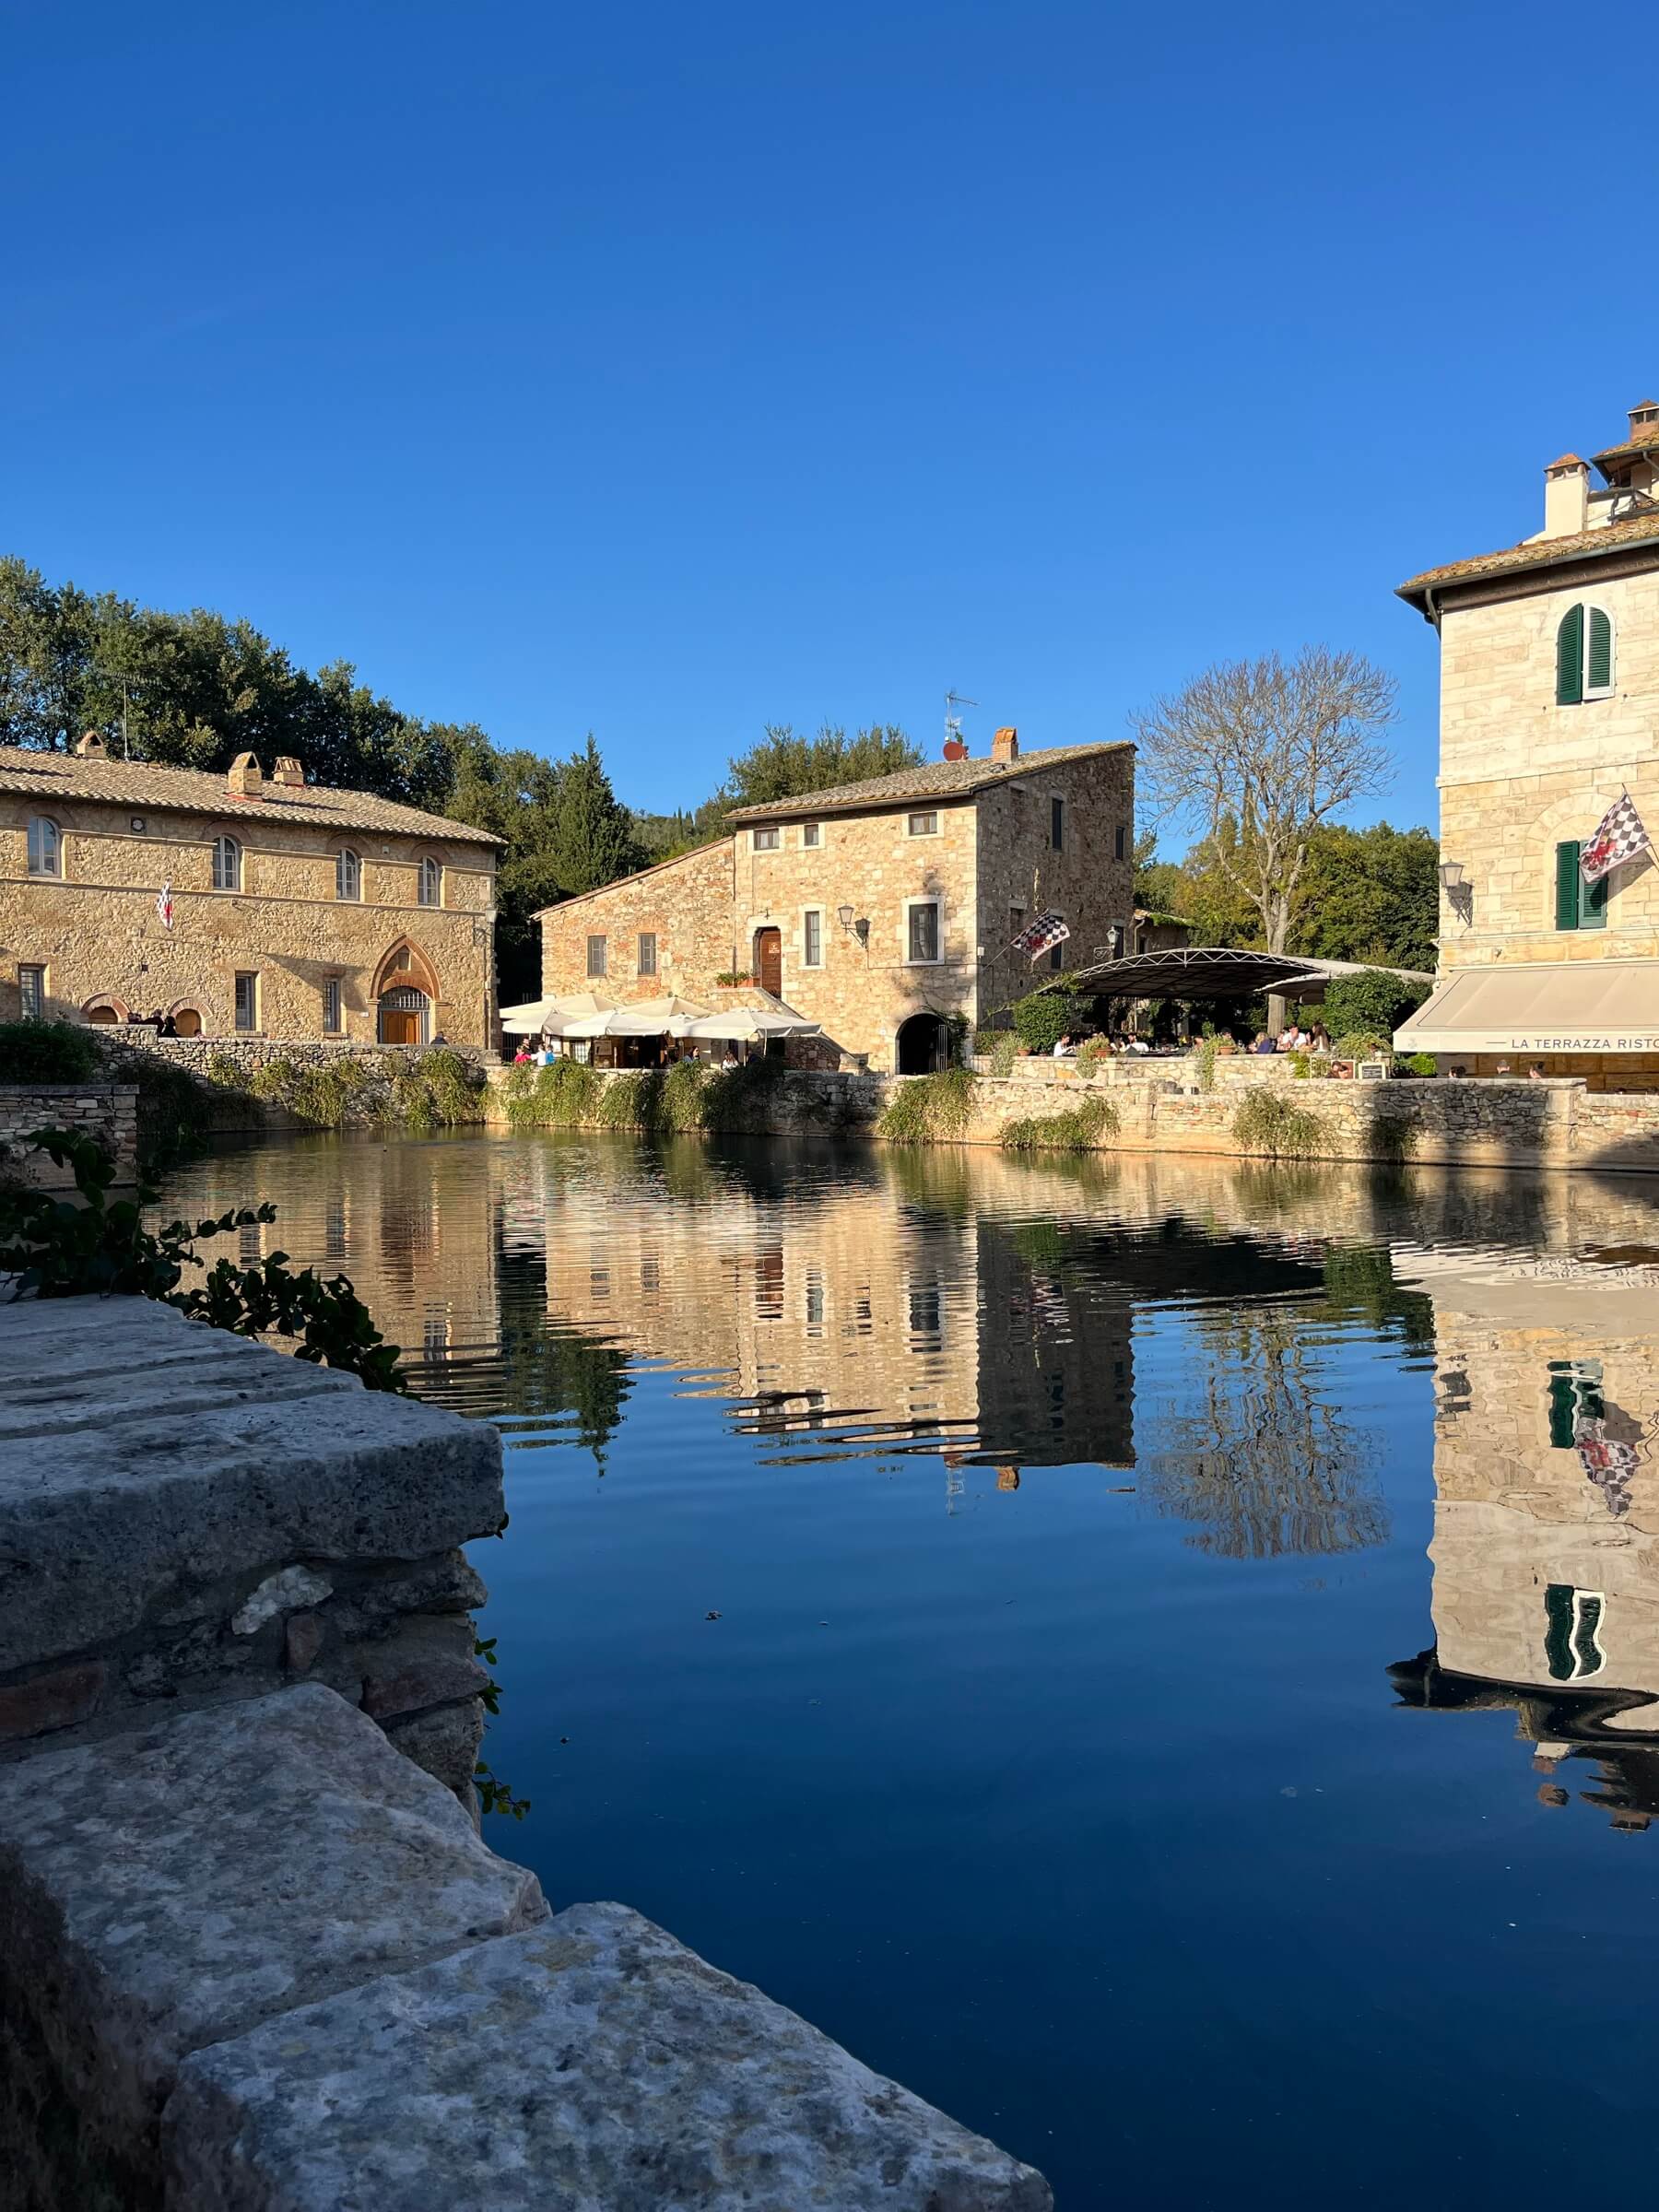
[1587, 606, 1614, 691]
[1556, 840, 1609, 930]
[1556, 605, 1584, 704]
[1556, 603, 1615, 702]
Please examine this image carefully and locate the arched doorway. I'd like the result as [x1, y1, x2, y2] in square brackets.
[82, 994, 128, 1027]
[895, 1013, 950, 1074]
[169, 1005, 203, 1037]
[379, 986, 430, 1046]
[753, 926, 782, 997]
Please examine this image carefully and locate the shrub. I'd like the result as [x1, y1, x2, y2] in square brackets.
[1000, 1094, 1119, 1151]
[595, 1071, 657, 1128]
[1231, 1091, 1332, 1159]
[1403, 1052, 1437, 1077]
[502, 1056, 600, 1127]
[989, 1032, 1021, 1077]
[0, 1018, 101, 1083]
[1010, 991, 1090, 1057]
[877, 1067, 978, 1143]
[206, 1052, 243, 1089]
[1318, 967, 1430, 1043]
[1076, 1036, 1112, 1077]
[1190, 1034, 1221, 1092]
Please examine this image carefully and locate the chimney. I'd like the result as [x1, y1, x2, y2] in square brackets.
[75, 730, 106, 758]
[1542, 454, 1589, 539]
[1628, 399, 1659, 441]
[992, 725, 1019, 762]
[270, 755, 304, 788]
[227, 750, 264, 798]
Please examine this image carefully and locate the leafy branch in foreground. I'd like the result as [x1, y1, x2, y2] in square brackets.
[0, 1127, 406, 1391]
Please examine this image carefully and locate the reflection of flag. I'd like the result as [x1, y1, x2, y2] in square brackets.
[1576, 1416, 1638, 1518]
[156, 880, 174, 930]
[1581, 793, 1651, 883]
[1014, 909, 1070, 962]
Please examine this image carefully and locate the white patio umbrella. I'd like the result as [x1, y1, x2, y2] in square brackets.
[500, 992, 614, 1036]
[683, 1007, 821, 1041]
[559, 994, 710, 1040]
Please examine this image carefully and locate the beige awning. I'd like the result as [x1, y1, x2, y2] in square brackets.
[1394, 962, 1659, 1054]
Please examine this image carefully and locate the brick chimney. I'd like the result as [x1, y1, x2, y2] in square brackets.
[75, 730, 106, 758]
[1542, 453, 1589, 539]
[1628, 399, 1659, 441]
[992, 725, 1019, 762]
[270, 755, 304, 788]
[227, 751, 264, 798]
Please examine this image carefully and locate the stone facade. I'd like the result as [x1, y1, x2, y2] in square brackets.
[535, 735, 1135, 1071]
[1400, 401, 1659, 1083]
[0, 740, 499, 1047]
[0, 1082, 137, 1185]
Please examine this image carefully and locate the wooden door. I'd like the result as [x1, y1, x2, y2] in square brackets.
[754, 927, 782, 997]
[381, 1010, 421, 1045]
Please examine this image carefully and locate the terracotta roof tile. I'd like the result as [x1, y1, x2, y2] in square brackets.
[1396, 510, 1659, 607]
[724, 740, 1131, 823]
[0, 747, 500, 846]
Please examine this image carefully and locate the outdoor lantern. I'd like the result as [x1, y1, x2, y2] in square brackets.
[854, 915, 870, 944]
[837, 903, 855, 932]
[1108, 922, 1124, 957]
[1439, 861, 1465, 889]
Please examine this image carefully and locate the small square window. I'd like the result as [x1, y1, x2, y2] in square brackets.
[803, 910, 822, 968]
[234, 971, 259, 1031]
[907, 902, 941, 963]
[586, 935, 608, 979]
[802, 822, 821, 848]
[638, 932, 658, 977]
[18, 964, 45, 1018]
[753, 827, 781, 853]
[907, 811, 939, 837]
[323, 977, 342, 1033]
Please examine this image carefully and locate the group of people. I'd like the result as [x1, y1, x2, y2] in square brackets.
[125, 1007, 182, 1037]
[512, 1037, 744, 1069]
[1051, 1029, 1155, 1058]
[1250, 1020, 1331, 1055]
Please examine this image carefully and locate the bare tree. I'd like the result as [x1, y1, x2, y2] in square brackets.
[1130, 647, 1398, 959]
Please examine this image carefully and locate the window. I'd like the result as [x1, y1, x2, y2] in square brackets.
[234, 971, 259, 1031]
[753, 827, 781, 853]
[1114, 823, 1127, 861]
[335, 848, 361, 900]
[1555, 841, 1608, 931]
[322, 977, 342, 1033]
[212, 835, 241, 892]
[1009, 904, 1025, 940]
[803, 909, 823, 968]
[1048, 939, 1065, 971]
[418, 857, 442, 908]
[586, 935, 607, 978]
[26, 817, 60, 877]
[906, 900, 941, 963]
[802, 822, 821, 848]
[18, 964, 45, 1018]
[1051, 797, 1065, 851]
[1556, 604, 1615, 705]
[1544, 1584, 1606, 1682]
[638, 931, 658, 977]
[907, 810, 939, 837]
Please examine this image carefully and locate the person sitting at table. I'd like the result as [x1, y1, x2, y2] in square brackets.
[1252, 1030, 1276, 1055]
[1052, 1033, 1078, 1058]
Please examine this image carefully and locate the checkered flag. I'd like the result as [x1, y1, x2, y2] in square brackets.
[1581, 792, 1651, 884]
[1013, 910, 1070, 964]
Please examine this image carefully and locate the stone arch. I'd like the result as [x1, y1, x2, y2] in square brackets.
[81, 992, 130, 1026]
[371, 938, 441, 1003]
[895, 1012, 950, 1075]
[166, 999, 205, 1037]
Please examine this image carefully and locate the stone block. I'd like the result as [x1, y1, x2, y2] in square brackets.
[0, 1658, 106, 1747]
[0, 1683, 546, 2180]
[382, 1695, 485, 1797]
[359, 1614, 489, 1720]
[0, 1295, 504, 1672]
[163, 1902, 1052, 2211]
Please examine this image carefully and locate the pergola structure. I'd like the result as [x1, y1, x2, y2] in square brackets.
[1045, 947, 1432, 1005]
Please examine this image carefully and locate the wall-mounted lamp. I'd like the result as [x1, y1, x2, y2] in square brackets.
[853, 915, 870, 944]
[1108, 922, 1125, 957]
[837, 903, 855, 932]
[1438, 861, 1465, 890]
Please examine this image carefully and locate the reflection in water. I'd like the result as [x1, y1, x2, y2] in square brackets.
[152, 1131, 1659, 2206]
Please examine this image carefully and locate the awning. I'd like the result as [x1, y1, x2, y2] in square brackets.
[1394, 962, 1659, 1054]
[683, 1008, 821, 1041]
[500, 993, 614, 1035]
[1059, 947, 1433, 1004]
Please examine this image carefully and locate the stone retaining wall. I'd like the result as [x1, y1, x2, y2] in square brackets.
[0, 1082, 138, 1185]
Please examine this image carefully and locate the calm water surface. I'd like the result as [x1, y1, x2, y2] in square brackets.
[159, 1131, 1659, 2208]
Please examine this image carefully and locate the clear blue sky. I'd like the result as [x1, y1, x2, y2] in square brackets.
[6, 1, 1656, 830]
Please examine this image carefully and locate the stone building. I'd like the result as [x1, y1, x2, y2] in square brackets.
[0, 737, 499, 1046]
[536, 729, 1135, 1071]
[1397, 398, 1659, 1084]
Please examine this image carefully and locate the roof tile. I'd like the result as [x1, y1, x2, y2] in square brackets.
[1396, 510, 1659, 606]
[724, 740, 1131, 822]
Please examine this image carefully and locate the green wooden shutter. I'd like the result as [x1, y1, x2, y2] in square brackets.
[1555, 841, 1582, 929]
[1583, 863, 1608, 929]
[1588, 606, 1613, 690]
[1557, 605, 1584, 703]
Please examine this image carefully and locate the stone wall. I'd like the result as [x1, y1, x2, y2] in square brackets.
[0, 1082, 138, 1185]
[1, 786, 497, 1044]
[974, 748, 1135, 1014]
[539, 837, 739, 1005]
[105, 1030, 488, 1135]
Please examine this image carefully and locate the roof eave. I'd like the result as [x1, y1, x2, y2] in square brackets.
[1396, 525, 1659, 614]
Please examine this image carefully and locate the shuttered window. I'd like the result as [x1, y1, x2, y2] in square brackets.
[1555, 840, 1608, 931]
[637, 932, 657, 977]
[1557, 604, 1615, 703]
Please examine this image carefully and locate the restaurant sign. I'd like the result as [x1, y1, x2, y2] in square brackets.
[1502, 1035, 1659, 1052]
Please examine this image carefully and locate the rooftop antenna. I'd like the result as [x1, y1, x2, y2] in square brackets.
[943, 688, 976, 759]
[90, 666, 147, 761]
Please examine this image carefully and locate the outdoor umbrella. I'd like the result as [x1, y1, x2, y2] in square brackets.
[683, 1007, 821, 1041]
[559, 994, 709, 1040]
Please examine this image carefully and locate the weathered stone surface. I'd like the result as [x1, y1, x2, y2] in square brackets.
[283, 1610, 324, 1674]
[0, 1295, 504, 1671]
[232, 1563, 334, 1634]
[164, 1902, 1053, 2211]
[323, 1548, 488, 1639]
[0, 1683, 547, 2166]
[359, 1613, 488, 1720]
[382, 1695, 485, 1797]
[0, 1658, 106, 1746]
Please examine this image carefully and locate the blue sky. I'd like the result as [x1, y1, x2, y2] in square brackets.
[6, 2, 1656, 831]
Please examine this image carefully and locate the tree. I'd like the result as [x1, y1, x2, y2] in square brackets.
[1130, 648, 1398, 959]
[724, 722, 924, 810]
[1292, 822, 1439, 973]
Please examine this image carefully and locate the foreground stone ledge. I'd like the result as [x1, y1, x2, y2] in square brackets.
[0, 1294, 504, 1673]
[164, 1900, 1052, 2212]
[0, 1684, 547, 2199]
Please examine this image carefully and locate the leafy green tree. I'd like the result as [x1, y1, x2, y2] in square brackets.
[1292, 822, 1439, 972]
[723, 722, 924, 809]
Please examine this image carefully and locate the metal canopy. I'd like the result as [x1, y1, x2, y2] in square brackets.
[1053, 947, 1434, 1004]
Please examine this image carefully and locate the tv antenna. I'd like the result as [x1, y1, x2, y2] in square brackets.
[943, 688, 977, 759]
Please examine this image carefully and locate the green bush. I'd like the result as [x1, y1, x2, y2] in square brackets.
[1403, 1052, 1437, 1077]
[1231, 1091, 1332, 1159]
[1010, 990, 1090, 1057]
[877, 1067, 978, 1143]
[1318, 968, 1430, 1043]
[0, 1018, 102, 1083]
[1000, 1094, 1119, 1152]
[502, 1057, 600, 1127]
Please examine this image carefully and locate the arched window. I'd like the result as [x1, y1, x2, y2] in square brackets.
[1556, 604, 1615, 705]
[211, 835, 241, 891]
[336, 847, 362, 900]
[418, 856, 441, 908]
[27, 817, 61, 877]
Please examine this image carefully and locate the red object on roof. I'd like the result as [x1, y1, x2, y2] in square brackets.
[943, 736, 968, 760]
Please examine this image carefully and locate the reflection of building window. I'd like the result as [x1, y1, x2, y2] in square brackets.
[908, 1279, 942, 1337]
[1545, 1583, 1606, 1680]
[805, 1270, 825, 1331]
[423, 1316, 449, 1364]
[324, 1197, 347, 1261]
[1547, 1359, 1604, 1446]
